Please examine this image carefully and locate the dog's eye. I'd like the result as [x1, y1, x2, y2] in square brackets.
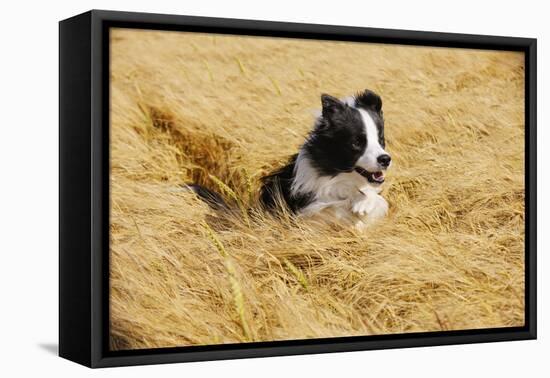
[351, 138, 363, 150]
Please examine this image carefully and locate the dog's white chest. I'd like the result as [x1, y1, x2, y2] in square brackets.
[291, 153, 388, 228]
[298, 176, 388, 228]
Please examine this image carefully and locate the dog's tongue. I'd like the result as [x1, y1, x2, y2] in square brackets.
[373, 171, 384, 181]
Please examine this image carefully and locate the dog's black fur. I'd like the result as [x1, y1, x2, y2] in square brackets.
[259, 154, 314, 212]
[187, 184, 231, 210]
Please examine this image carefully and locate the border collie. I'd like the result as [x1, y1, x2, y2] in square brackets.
[259, 89, 390, 228]
[191, 89, 390, 229]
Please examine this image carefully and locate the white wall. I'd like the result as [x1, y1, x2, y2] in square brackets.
[0, 0, 546, 376]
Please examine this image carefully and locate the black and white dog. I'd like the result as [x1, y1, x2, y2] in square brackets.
[259, 89, 390, 228]
[191, 89, 390, 229]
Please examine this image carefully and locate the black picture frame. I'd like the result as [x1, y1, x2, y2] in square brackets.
[59, 9, 537, 368]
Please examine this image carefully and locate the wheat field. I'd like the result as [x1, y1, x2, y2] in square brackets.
[108, 28, 525, 350]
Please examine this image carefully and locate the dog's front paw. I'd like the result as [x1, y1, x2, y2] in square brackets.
[351, 193, 388, 220]
[351, 198, 371, 216]
[368, 195, 388, 221]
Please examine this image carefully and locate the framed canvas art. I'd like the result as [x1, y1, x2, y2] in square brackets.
[59, 10, 537, 368]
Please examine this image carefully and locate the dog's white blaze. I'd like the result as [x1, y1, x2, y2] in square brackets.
[356, 108, 387, 172]
[342, 96, 356, 106]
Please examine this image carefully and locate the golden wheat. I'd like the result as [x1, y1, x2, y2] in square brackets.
[108, 28, 525, 350]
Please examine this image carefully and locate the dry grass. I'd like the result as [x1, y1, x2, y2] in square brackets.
[108, 28, 525, 350]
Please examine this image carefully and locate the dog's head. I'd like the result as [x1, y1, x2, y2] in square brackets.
[306, 89, 391, 185]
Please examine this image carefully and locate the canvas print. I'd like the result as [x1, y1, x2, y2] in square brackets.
[109, 28, 525, 351]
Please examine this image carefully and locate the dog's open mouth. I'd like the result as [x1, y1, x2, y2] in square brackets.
[355, 166, 385, 184]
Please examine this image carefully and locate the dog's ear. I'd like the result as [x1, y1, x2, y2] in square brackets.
[321, 94, 345, 119]
[355, 89, 382, 113]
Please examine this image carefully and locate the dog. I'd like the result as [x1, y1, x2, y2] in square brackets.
[259, 89, 390, 228]
[190, 89, 391, 229]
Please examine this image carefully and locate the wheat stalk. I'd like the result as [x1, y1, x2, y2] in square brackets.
[203, 59, 214, 81]
[202, 221, 227, 257]
[235, 57, 247, 76]
[209, 174, 250, 226]
[283, 258, 309, 290]
[225, 259, 252, 340]
[241, 167, 254, 205]
[268, 76, 282, 96]
[202, 222, 251, 340]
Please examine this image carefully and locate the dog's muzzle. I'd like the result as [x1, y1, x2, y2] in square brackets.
[355, 166, 385, 184]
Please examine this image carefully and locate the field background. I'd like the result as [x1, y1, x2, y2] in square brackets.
[109, 28, 525, 350]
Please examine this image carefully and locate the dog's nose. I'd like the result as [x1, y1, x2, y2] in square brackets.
[377, 154, 391, 167]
